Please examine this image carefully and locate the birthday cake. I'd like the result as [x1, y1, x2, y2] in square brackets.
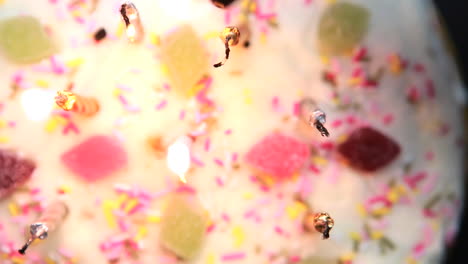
[0, 0, 465, 263]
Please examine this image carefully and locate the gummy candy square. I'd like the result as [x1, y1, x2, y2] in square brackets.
[0, 149, 36, 198]
[337, 127, 400, 172]
[161, 25, 209, 97]
[160, 194, 208, 260]
[0, 16, 56, 64]
[245, 132, 310, 180]
[61, 135, 127, 182]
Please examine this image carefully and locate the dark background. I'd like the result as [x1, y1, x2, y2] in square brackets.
[434, 1, 468, 263]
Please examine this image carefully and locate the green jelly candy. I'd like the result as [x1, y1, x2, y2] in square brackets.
[160, 194, 208, 260]
[161, 25, 209, 97]
[0, 16, 56, 64]
[317, 2, 370, 56]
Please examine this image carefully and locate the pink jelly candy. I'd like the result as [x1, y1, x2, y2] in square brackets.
[245, 132, 310, 180]
[61, 135, 127, 182]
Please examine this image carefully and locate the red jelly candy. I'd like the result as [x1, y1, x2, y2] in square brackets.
[245, 132, 310, 180]
[61, 135, 127, 182]
[0, 149, 36, 198]
[337, 127, 400, 172]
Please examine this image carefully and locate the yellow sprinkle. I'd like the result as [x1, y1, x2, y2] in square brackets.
[349, 231, 361, 241]
[231, 226, 245, 247]
[116, 193, 129, 208]
[406, 256, 418, 264]
[241, 0, 250, 9]
[44, 257, 56, 264]
[0, 136, 9, 144]
[0, 119, 6, 129]
[370, 231, 384, 240]
[124, 198, 139, 213]
[65, 58, 84, 68]
[249, 1, 256, 12]
[44, 116, 68, 133]
[160, 64, 169, 76]
[10, 256, 25, 264]
[147, 214, 161, 223]
[336, 134, 348, 144]
[312, 156, 328, 166]
[431, 220, 440, 231]
[387, 189, 399, 203]
[150, 32, 160, 45]
[0, 0, 5, 5]
[103, 200, 118, 229]
[135, 226, 148, 241]
[206, 253, 216, 264]
[35, 79, 49, 88]
[348, 77, 362, 86]
[320, 55, 330, 65]
[396, 184, 407, 195]
[58, 185, 72, 194]
[242, 192, 254, 200]
[325, 0, 337, 4]
[356, 204, 367, 218]
[8, 203, 19, 216]
[204, 31, 220, 40]
[259, 32, 267, 45]
[372, 207, 390, 217]
[186, 83, 204, 98]
[286, 201, 307, 220]
[116, 22, 125, 37]
[113, 88, 122, 97]
[340, 252, 355, 262]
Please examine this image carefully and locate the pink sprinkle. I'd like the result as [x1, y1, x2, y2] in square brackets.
[231, 152, 238, 162]
[163, 83, 171, 91]
[413, 63, 426, 73]
[271, 96, 280, 111]
[191, 155, 205, 167]
[12, 71, 24, 85]
[224, 129, 232, 135]
[215, 176, 224, 186]
[308, 164, 321, 174]
[8, 121, 16, 128]
[214, 158, 224, 167]
[424, 151, 435, 161]
[331, 119, 343, 128]
[179, 110, 185, 120]
[274, 226, 284, 235]
[423, 208, 437, 218]
[426, 79, 436, 99]
[118, 95, 128, 106]
[406, 85, 421, 103]
[206, 223, 216, 233]
[155, 100, 167, 110]
[221, 252, 246, 261]
[352, 47, 367, 62]
[351, 66, 364, 78]
[62, 122, 80, 135]
[304, 0, 313, 5]
[345, 115, 357, 125]
[404, 171, 427, 190]
[224, 8, 232, 25]
[204, 138, 211, 152]
[221, 213, 231, 222]
[382, 113, 394, 125]
[421, 174, 438, 193]
[50, 56, 65, 75]
[290, 256, 302, 263]
[174, 185, 196, 194]
[292, 101, 301, 116]
[412, 242, 426, 258]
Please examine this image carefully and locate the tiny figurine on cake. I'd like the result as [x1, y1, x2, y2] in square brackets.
[18, 200, 68, 255]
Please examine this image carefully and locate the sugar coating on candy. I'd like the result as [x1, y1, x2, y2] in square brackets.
[161, 25, 209, 97]
[0, 16, 56, 64]
[61, 135, 127, 182]
[245, 132, 310, 180]
[337, 127, 400, 172]
[159, 194, 208, 260]
[0, 149, 36, 198]
[317, 2, 370, 56]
